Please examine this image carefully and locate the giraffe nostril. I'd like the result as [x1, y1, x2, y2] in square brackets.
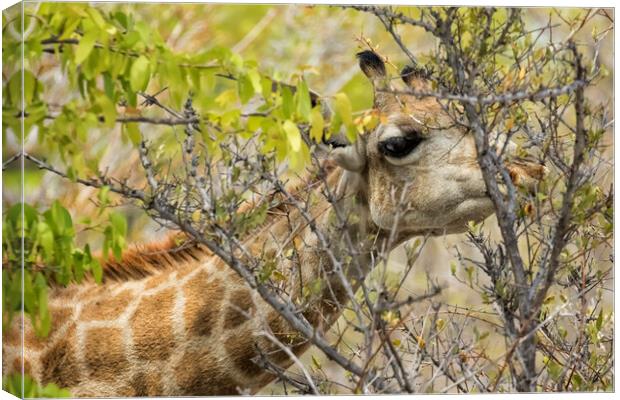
[378, 135, 423, 158]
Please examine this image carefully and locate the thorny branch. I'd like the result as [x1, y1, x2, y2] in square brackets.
[355, 5, 612, 393]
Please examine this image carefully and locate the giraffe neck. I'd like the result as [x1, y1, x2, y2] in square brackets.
[3, 166, 400, 396]
[290, 170, 378, 326]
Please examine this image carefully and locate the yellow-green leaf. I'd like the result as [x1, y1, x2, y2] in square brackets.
[283, 120, 301, 152]
[97, 95, 117, 128]
[311, 355, 322, 370]
[85, 7, 107, 29]
[247, 69, 262, 94]
[295, 79, 311, 120]
[130, 56, 150, 92]
[192, 210, 201, 222]
[309, 107, 324, 142]
[334, 93, 352, 126]
[238, 74, 254, 104]
[74, 30, 97, 65]
[281, 86, 293, 119]
[124, 123, 141, 145]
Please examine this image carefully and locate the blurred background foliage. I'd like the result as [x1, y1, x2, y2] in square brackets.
[2, 2, 613, 394]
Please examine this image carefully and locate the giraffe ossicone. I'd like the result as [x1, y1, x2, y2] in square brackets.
[3, 50, 545, 396]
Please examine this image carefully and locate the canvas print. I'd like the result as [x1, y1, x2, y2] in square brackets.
[1, 2, 613, 397]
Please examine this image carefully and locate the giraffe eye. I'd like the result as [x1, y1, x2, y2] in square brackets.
[378, 135, 423, 158]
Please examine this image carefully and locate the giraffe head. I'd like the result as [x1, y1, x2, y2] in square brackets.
[331, 50, 510, 236]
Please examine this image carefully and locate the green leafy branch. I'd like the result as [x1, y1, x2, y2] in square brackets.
[2, 197, 127, 337]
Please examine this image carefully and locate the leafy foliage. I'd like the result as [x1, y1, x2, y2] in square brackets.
[1, 200, 129, 336]
[3, 3, 359, 175]
[3, 373, 71, 398]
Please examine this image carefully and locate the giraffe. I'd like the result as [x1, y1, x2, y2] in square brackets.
[2, 50, 546, 396]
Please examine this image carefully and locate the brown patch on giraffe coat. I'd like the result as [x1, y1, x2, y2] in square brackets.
[10, 357, 19, 372]
[265, 313, 294, 364]
[84, 327, 129, 381]
[130, 371, 163, 396]
[130, 373, 148, 397]
[267, 311, 293, 341]
[224, 333, 265, 377]
[131, 287, 176, 361]
[24, 359, 31, 375]
[183, 272, 222, 337]
[49, 307, 74, 332]
[223, 289, 255, 329]
[266, 311, 310, 364]
[80, 289, 133, 321]
[115, 385, 139, 398]
[302, 304, 324, 326]
[174, 348, 240, 395]
[40, 326, 80, 387]
[23, 320, 46, 351]
[3, 320, 22, 347]
[11, 357, 31, 376]
[213, 258, 227, 271]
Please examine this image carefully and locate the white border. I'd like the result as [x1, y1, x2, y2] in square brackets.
[0, 1, 615, 400]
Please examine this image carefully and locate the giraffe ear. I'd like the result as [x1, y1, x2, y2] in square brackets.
[330, 138, 366, 173]
[357, 50, 386, 80]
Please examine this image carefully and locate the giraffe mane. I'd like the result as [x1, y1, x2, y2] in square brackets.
[97, 234, 211, 282]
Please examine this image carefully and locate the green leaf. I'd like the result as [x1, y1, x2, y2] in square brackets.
[74, 30, 98, 65]
[23, 271, 35, 314]
[22, 203, 39, 228]
[295, 79, 311, 120]
[109, 212, 127, 236]
[8, 70, 39, 106]
[282, 120, 302, 152]
[123, 123, 141, 146]
[309, 107, 324, 142]
[36, 283, 51, 337]
[85, 7, 107, 29]
[281, 86, 293, 119]
[44, 201, 74, 237]
[238, 74, 254, 104]
[113, 11, 129, 29]
[103, 72, 115, 100]
[91, 258, 103, 284]
[130, 55, 150, 92]
[37, 222, 54, 258]
[97, 185, 110, 215]
[97, 95, 117, 127]
[247, 69, 262, 94]
[334, 93, 353, 126]
[215, 89, 237, 108]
